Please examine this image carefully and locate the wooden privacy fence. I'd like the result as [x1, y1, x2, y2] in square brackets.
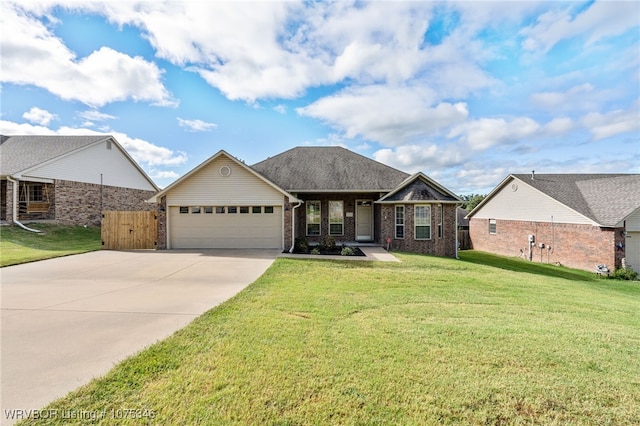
[101, 211, 157, 250]
[458, 229, 471, 250]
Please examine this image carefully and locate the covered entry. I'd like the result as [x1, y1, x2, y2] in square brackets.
[169, 205, 282, 249]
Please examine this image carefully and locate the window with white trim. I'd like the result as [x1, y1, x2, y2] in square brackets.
[489, 219, 497, 234]
[329, 201, 344, 235]
[28, 184, 44, 202]
[395, 205, 405, 239]
[437, 205, 443, 238]
[414, 205, 431, 240]
[306, 201, 321, 236]
[264, 206, 274, 214]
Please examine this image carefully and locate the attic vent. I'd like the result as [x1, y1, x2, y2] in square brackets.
[219, 165, 232, 177]
[106, 140, 112, 150]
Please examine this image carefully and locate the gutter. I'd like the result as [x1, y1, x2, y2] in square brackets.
[6, 175, 41, 233]
[288, 201, 303, 253]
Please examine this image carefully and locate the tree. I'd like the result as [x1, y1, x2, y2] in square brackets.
[459, 194, 486, 211]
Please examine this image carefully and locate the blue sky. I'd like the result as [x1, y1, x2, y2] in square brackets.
[1, 1, 638, 194]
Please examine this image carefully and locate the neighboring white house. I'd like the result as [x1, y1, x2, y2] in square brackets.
[0, 135, 158, 226]
[467, 173, 640, 272]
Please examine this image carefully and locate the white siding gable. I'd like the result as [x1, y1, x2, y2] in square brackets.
[24, 140, 155, 191]
[472, 177, 595, 225]
[166, 155, 284, 206]
[626, 207, 640, 231]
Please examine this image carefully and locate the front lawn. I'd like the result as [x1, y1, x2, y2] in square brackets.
[0, 224, 101, 267]
[18, 251, 640, 425]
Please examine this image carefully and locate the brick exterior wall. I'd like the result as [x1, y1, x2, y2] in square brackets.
[1, 180, 8, 221]
[292, 193, 383, 245]
[157, 196, 167, 249]
[469, 218, 624, 272]
[381, 203, 457, 258]
[53, 180, 156, 226]
[283, 196, 294, 251]
[2, 179, 156, 226]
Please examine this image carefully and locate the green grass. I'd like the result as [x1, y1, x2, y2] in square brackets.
[0, 223, 101, 267]
[18, 251, 640, 425]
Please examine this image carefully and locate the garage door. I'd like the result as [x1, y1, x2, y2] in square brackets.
[626, 232, 640, 271]
[169, 206, 282, 249]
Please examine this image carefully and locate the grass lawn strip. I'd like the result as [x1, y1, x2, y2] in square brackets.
[17, 251, 640, 425]
[0, 224, 101, 267]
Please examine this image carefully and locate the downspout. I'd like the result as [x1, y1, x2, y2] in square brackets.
[6, 175, 41, 233]
[288, 201, 303, 253]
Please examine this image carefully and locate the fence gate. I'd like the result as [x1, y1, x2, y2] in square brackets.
[101, 211, 157, 250]
[458, 229, 471, 250]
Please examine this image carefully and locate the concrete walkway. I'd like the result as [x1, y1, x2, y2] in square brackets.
[1, 249, 278, 425]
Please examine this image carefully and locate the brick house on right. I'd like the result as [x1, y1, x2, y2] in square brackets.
[466, 174, 640, 273]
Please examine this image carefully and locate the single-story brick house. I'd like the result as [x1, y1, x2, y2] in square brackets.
[149, 147, 462, 257]
[0, 135, 158, 226]
[466, 173, 640, 272]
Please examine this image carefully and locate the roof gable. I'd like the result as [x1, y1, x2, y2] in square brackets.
[150, 150, 299, 203]
[0, 135, 108, 176]
[378, 172, 461, 203]
[0, 135, 158, 191]
[251, 146, 409, 192]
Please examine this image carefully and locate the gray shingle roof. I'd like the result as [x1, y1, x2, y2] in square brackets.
[0, 135, 110, 176]
[251, 146, 409, 191]
[457, 207, 469, 227]
[512, 174, 640, 226]
[380, 177, 459, 202]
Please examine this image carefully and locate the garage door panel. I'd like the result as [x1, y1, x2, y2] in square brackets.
[169, 207, 282, 249]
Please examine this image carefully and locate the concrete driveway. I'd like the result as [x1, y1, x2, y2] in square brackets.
[1, 249, 278, 424]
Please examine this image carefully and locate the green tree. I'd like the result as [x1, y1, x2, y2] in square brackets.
[459, 194, 486, 211]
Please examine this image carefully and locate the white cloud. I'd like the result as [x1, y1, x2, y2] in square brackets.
[298, 85, 468, 145]
[582, 105, 640, 141]
[0, 119, 187, 168]
[78, 110, 116, 122]
[57, 1, 499, 103]
[521, 2, 640, 53]
[22, 107, 57, 126]
[448, 117, 541, 151]
[529, 83, 617, 114]
[149, 170, 180, 179]
[544, 117, 574, 134]
[273, 105, 287, 114]
[177, 118, 217, 132]
[373, 143, 466, 173]
[1, 3, 174, 107]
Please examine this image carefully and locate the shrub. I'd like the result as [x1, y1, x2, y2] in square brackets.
[310, 248, 321, 255]
[341, 247, 355, 256]
[294, 237, 309, 253]
[318, 235, 336, 251]
[611, 267, 638, 281]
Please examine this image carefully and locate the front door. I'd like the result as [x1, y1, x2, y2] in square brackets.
[356, 200, 373, 241]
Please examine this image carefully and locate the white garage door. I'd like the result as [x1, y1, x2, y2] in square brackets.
[169, 206, 282, 249]
[626, 232, 640, 272]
